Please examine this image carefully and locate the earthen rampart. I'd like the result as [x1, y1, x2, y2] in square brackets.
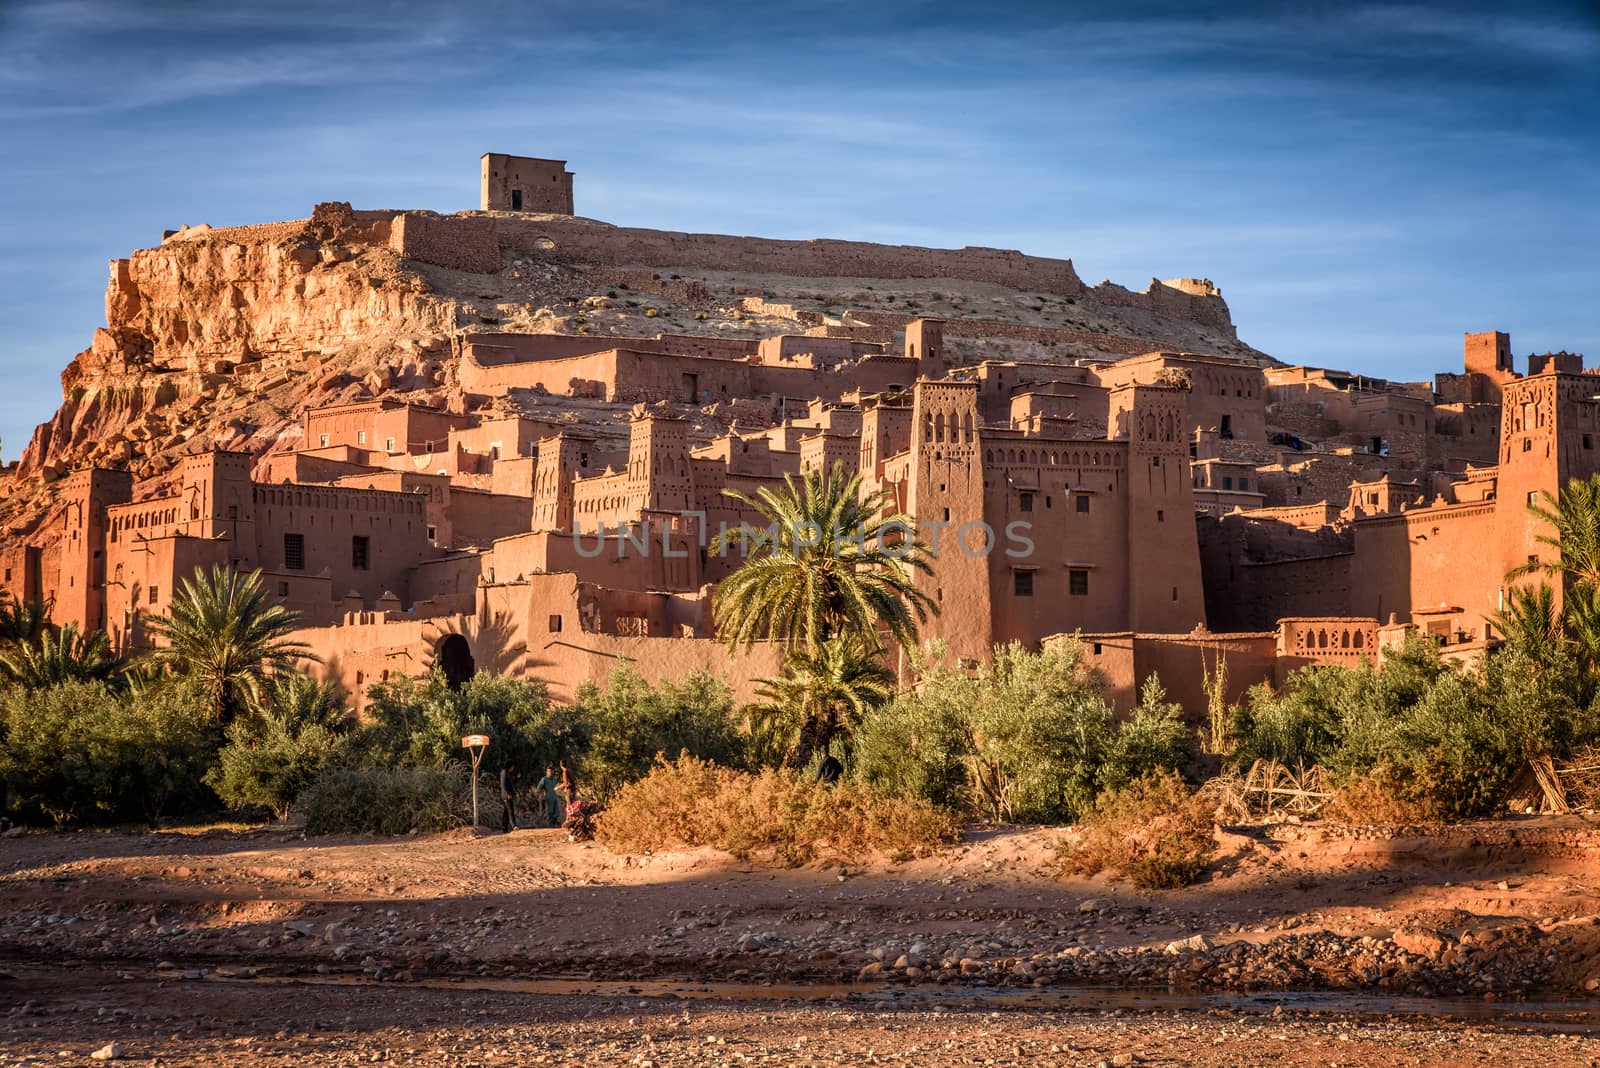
[492, 215, 1092, 298]
[846, 311, 1174, 357]
[389, 213, 501, 273]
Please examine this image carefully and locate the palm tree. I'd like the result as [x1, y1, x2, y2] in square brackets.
[711, 462, 937, 656]
[1490, 582, 1564, 661]
[143, 566, 316, 721]
[0, 622, 118, 689]
[1501, 476, 1600, 675]
[1510, 476, 1600, 590]
[748, 633, 896, 769]
[0, 593, 52, 650]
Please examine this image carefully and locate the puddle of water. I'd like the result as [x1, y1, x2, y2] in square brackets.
[227, 971, 1600, 1033]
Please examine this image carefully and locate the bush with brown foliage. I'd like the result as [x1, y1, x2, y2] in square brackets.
[1324, 766, 1440, 825]
[595, 754, 960, 865]
[1066, 770, 1216, 890]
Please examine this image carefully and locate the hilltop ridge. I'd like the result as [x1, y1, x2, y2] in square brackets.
[0, 195, 1262, 539]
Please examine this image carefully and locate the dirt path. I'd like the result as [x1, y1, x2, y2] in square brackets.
[5, 963, 1600, 1067]
[2, 817, 1599, 1062]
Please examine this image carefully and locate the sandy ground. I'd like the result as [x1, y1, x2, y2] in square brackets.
[2, 816, 1599, 1064]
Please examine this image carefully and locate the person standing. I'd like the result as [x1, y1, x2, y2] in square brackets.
[499, 763, 522, 832]
[559, 762, 578, 815]
[539, 765, 562, 827]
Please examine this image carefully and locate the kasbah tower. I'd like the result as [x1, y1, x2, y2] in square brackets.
[1, 151, 1590, 717]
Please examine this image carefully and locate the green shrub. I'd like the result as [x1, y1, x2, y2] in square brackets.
[852, 689, 968, 811]
[596, 754, 960, 864]
[347, 670, 586, 778]
[300, 765, 471, 835]
[0, 677, 219, 826]
[575, 666, 745, 800]
[1102, 675, 1193, 795]
[1233, 636, 1600, 822]
[206, 673, 351, 819]
[855, 642, 1190, 824]
[1067, 770, 1216, 890]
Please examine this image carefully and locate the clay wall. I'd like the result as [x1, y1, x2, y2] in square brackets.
[494, 216, 1092, 297]
[1348, 499, 1499, 629]
[1196, 510, 1355, 630]
[389, 213, 501, 273]
[0, 545, 42, 605]
[462, 331, 757, 366]
[249, 482, 430, 608]
[1070, 631, 1279, 718]
[460, 347, 752, 403]
[258, 451, 375, 485]
[800, 432, 859, 477]
[1274, 616, 1379, 679]
[302, 576, 779, 707]
[1093, 353, 1266, 444]
[1433, 403, 1502, 466]
[105, 533, 235, 652]
[756, 335, 880, 365]
[849, 313, 1231, 356]
[973, 430, 1153, 642]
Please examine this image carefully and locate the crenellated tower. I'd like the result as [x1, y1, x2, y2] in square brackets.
[906, 379, 989, 664]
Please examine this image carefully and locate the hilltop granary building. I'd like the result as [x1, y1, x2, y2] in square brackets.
[0, 153, 1587, 715]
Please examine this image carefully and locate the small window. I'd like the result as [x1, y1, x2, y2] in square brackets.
[1220, 415, 1233, 440]
[1528, 491, 1539, 507]
[1171, 586, 1179, 602]
[1013, 570, 1034, 597]
[1240, 477, 1249, 491]
[548, 614, 563, 632]
[1069, 569, 1089, 596]
[227, 505, 238, 520]
[1157, 509, 1165, 522]
[1092, 642, 1103, 655]
[2, 568, 9, 582]
[426, 525, 438, 542]
[1020, 492, 1034, 513]
[1222, 477, 1233, 490]
[352, 536, 371, 570]
[319, 434, 329, 448]
[1045, 496, 1052, 509]
[284, 533, 306, 570]
[279, 581, 290, 597]
[357, 430, 367, 445]
[148, 586, 158, 605]
[1523, 439, 1532, 452]
[1075, 495, 1090, 514]
[385, 437, 396, 453]
[1585, 434, 1593, 450]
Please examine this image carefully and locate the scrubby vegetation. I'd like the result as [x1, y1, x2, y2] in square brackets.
[1228, 637, 1600, 820]
[1066, 770, 1216, 890]
[595, 754, 960, 864]
[854, 641, 1191, 823]
[301, 766, 471, 836]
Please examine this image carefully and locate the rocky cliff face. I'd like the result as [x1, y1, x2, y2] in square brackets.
[6, 216, 465, 535]
[0, 203, 1265, 544]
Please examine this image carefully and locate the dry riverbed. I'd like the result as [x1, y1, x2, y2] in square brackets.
[2, 816, 1599, 1063]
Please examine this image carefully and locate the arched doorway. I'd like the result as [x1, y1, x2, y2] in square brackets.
[435, 633, 475, 691]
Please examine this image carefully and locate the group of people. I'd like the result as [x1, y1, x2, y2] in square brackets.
[497, 762, 576, 832]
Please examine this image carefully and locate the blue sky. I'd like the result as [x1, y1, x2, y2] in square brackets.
[1, 0, 1597, 458]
